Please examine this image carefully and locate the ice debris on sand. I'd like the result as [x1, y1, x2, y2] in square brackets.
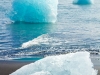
[10, 52, 98, 75]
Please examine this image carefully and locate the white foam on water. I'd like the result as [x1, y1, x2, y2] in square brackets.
[10, 52, 98, 75]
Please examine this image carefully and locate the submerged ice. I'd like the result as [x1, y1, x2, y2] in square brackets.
[21, 34, 69, 49]
[9, 0, 58, 23]
[10, 52, 97, 75]
[73, 0, 94, 4]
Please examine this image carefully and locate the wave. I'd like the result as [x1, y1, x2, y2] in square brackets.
[0, 31, 100, 60]
[18, 33, 100, 57]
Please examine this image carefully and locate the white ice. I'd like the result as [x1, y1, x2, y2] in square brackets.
[21, 34, 69, 49]
[10, 52, 98, 75]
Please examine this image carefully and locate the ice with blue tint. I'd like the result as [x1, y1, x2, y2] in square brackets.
[73, 0, 94, 4]
[9, 0, 58, 23]
[10, 52, 98, 75]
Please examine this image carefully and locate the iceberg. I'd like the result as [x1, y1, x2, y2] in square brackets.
[9, 0, 58, 23]
[73, 0, 94, 5]
[10, 52, 98, 75]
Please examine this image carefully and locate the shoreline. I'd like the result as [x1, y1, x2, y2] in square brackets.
[0, 57, 100, 75]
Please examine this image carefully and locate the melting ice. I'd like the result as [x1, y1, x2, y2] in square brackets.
[10, 52, 97, 75]
[9, 0, 58, 23]
[21, 34, 69, 49]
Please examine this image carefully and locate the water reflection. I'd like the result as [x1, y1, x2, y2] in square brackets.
[7, 23, 56, 48]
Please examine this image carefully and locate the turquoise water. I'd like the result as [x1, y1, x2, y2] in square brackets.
[0, 0, 100, 60]
[13, 56, 43, 61]
[0, 23, 56, 60]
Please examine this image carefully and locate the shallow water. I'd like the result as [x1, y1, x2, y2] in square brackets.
[0, 0, 100, 60]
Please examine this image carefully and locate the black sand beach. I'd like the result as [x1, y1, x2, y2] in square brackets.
[0, 60, 32, 75]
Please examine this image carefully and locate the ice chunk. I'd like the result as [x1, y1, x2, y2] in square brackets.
[73, 0, 94, 5]
[10, 52, 98, 75]
[21, 34, 69, 49]
[9, 0, 58, 23]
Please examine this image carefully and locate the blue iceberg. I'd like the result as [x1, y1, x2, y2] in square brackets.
[73, 0, 94, 5]
[10, 52, 97, 75]
[9, 0, 58, 23]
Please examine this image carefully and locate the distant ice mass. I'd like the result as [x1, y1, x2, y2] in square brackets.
[10, 52, 98, 75]
[9, 0, 58, 23]
[73, 0, 94, 5]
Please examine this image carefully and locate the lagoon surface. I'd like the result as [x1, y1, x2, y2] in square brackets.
[0, 0, 100, 60]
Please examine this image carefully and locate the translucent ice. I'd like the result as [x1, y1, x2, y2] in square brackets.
[10, 52, 98, 75]
[9, 0, 58, 23]
[73, 0, 94, 5]
[21, 34, 69, 49]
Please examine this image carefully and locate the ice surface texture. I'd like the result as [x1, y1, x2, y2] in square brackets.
[73, 0, 94, 5]
[9, 0, 58, 23]
[10, 52, 97, 75]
